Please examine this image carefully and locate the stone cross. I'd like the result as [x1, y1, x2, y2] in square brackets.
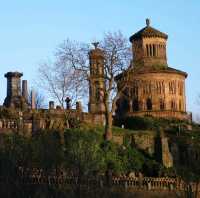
[146, 18, 150, 26]
[65, 97, 71, 110]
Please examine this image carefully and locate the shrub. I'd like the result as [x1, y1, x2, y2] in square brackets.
[123, 116, 154, 130]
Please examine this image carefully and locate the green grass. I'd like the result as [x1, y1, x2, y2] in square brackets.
[80, 122, 156, 137]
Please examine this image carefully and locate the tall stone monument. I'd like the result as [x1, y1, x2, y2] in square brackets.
[88, 42, 105, 114]
[3, 72, 28, 109]
[22, 80, 28, 103]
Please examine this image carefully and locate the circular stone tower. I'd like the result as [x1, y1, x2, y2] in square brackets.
[115, 19, 190, 121]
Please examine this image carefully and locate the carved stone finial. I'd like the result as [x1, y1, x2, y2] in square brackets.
[92, 42, 99, 49]
[146, 18, 150, 27]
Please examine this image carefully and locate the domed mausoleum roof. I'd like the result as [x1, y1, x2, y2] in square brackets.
[129, 19, 168, 42]
[115, 66, 187, 81]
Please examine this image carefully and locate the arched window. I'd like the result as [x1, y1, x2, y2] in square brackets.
[150, 44, 152, 57]
[164, 45, 166, 58]
[115, 98, 122, 115]
[171, 100, 176, 110]
[161, 45, 163, 57]
[96, 62, 100, 75]
[159, 45, 162, 57]
[95, 87, 100, 102]
[160, 99, 165, 110]
[179, 82, 183, 96]
[162, 45, 165, 58]
[146, 44, 149, 56]
[157, 81, 162, 94]
[157, 45, 159, 56]
[123, 87, 130, 98]
[179, 100, 182, 111]
[146, 98, 152, 110]
[132, 98, 139, 111]
[171, 100, 173, 109]
[121, 98, 130, 113]
[115, 98, 130, 115]
[132, 84, 138, 97]
[153, 44, 156, 56]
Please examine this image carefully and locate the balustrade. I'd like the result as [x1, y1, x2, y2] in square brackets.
[0, 119, 18, 129]
[1, 169, 200, 193]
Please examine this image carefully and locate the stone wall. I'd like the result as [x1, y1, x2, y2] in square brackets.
[0, 107, 105, 136]
[131, 131, 156, 156]
[113, 130, 174, 168]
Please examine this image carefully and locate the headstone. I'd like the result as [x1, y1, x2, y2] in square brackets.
[49, 101, 54, 109]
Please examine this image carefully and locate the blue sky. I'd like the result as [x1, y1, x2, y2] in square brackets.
[0, 0, 199, 118]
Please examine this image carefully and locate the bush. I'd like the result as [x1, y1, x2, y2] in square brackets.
[118, 145, 145, 172]
[142, 159, 162, 177]
[123, 116, 154, 130]
[115, 116, 191, 134]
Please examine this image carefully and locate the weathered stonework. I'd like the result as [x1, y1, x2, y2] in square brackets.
[112, 128, 173, 168]
[88, 42, 105, 115]
[155, 129, 173, 168]
[115, 19, 189, 121]
[3, 72, 28, 109]
[131, 131, 156, 156]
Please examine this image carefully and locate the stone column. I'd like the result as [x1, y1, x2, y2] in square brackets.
[31, 90, 36, 109]
[3, 72, 25, 108]
[22, 80, 28, 102]
[5, 72, 22, 97]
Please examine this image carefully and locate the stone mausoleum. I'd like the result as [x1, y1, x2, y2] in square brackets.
[115, 19, 191, 121]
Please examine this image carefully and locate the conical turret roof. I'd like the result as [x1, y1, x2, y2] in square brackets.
[130, 19, 168, 42]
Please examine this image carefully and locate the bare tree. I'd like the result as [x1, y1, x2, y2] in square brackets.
[56, 31, 132, 140]
[28, 89, 46, 109]
[38, 57, 87, 109]
[100, 32, 132, 140]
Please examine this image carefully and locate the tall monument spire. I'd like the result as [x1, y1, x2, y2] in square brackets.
[3, 72, 28, 109]
[88, 42, 105, 114]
